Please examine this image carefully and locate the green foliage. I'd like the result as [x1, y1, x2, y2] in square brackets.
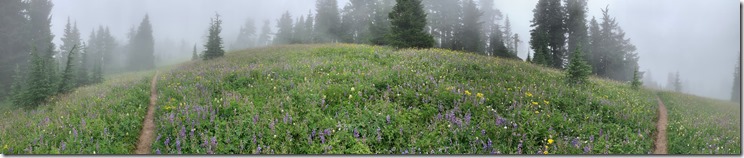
[457, 0, 484, 54]
[129, 14, 155, 71]
[203, 13, 225, 60]
[314, 0, 342, 43]
[659, 92, 741, 154]
[192, 45, 199, 61]
[566, 47, 592, 85]
[529, 0, 566, 69]
[490, 24, 518, 59]
[273, 11, 294, 45]
[631, 67, 642, 90]
[58, 45, 78, 93]
[386, 0, 434, 49]
[147, 44, 656, 154]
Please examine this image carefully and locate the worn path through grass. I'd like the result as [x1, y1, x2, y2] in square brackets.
[135, 71, 160, 154]
[653, 96, 668, 154]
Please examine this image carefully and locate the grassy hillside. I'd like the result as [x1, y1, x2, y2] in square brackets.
[657, 92, 741, 154]
[0, 71, 155, 154]
[148, 44, 659, 154]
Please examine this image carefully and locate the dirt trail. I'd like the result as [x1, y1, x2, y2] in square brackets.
[135, 71, 159, 154]
[653, 96, 668, 154]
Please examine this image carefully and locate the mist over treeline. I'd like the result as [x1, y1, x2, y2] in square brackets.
[0, 0, 739, 107]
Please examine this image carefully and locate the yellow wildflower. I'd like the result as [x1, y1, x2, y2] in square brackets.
[531, 101, 539, 106]
[535, 111, 540, 114]
[3, 144, 7, 149]
[526, 92, 533, 97]
[465, 90, 472, 96]
[476, 93, 484, 98]
[446, 86, 454, 91]
[351, 87, 355, 92]
[543, 150, 548, 154]
[544, 100, 550, 105]
[548, 139, 554, 144]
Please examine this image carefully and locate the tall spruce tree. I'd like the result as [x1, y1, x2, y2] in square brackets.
[566, 46, 591, 85]
[59, 18, 82, 70]
[503, 16, 514, 54]
[457, 0, 484, 54]
[732, 55, 741, 103]
[21, 46, 53, 108]
[203, 13, 225, 60]
[631, 66, 642, 90]
[423, 0, 460, 49]
[58, 45, 78, 93]
[565, 0, 588, 66]
[0, 0, 31, 100]
[369, 0, 395, 45]
[314, 0, 341, 43]
[387, 0, 434, 48]
[129, 14, 155, 71]
[529, 0, 565, 69]
[28, 0, 58, 96]
[257, 20, 272, 46]
[77, 42, 89, 86]
[490, 24, 516, 59]
[232, 18, 257, 50]
[274, 11, 294, 45]
[192, 44, 199, 61]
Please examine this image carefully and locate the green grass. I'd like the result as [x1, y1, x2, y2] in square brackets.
[149, 44, 659, 154]
[0, 71, 155, 154]
[658, 92, 741, 154]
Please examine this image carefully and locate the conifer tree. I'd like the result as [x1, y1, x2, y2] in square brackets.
[129, 14, 155, 71]
[257, 20, 272, 46]
[529, 0, 565, 69]
[274, 11, 294, 45]
[0, 0, 31, 100]
[490, 24, 516, 59]
[314, 0, 342, 43]
[192, 44, 199, 61]
[58, 45, 78, 93]
[22, 46, 53, 108]
[386, 0, 434, 48]
[77, 42, 89, 86]
[565, 0, 588, 65]
[232, 18, 257, 50]
[203, 13, 225, 60]
[457, 0, 484, 54]
[566, 46, 592, 85]
[631, 66, 642, 90]
[674, 71, 682, 92]
[369, 0, 394, 45]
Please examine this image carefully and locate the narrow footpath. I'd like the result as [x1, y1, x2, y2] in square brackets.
[135, 71, 159, 154]
[653, 96, 668, 154]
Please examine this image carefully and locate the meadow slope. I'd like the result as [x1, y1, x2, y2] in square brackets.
[149, 44, 659, 154]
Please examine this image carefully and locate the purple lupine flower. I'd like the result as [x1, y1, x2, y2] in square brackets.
[590, 135, 594, 142]
[81, 118, 86, 128]
[436, 113, 443, 121]
[180, 126, 186, 138]
[481, 129, 486, 136]
[353, 128, 359, 138]
[376, 128, 382, 141]
[386, 115, 391, 124]
[583, 145, 591, 154]
[253, 115, 259, 124]
[176, 139, 182, 154]
[155, 134, 161, 143]
[269, 120, 275, 131]
[495, 117, 505, 126]
[517, 141, 523, 154]
[211, 136, 217, 147]
[165, 137, 171, 146]
[488, 138, 493, 149]
[324, 129, 331, 136]
[190, 129, 195, 139]
[464, 112, 471, 125]
[60, 141, 66, 151]
[155, 148, 161, 154]
[312, 129, 317, 138]
[256, 146, 262, 154]
[599, 129, 603, 137]
[319, 133, 326, 144]
[252, 134, 257, 144]
[72, 128, 78, 139]
[283, 113, 288, 124]
[571, 138, 580, 148]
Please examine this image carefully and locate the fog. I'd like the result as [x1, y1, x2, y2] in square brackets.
[50, 0, 740, 100]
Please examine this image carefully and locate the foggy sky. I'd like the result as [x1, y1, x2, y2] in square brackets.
[51, 0, 740, 100]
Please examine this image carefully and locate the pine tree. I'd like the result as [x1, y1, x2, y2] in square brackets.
[566, 46, 592, 85]
[631, 66, 642, 90]
[192, 44, 199, 61]
[274, 11, 294, 45]
[315, 0, 342, 43]
[490, 24, 517, 59]
[526, 50, 532, 62]
[587, 17, 601, 75]
[457, 0, 484, 54]
[341, 0, 374, 44]
[232, 18, 257, 50]
[9, 64, 26, 107]
[77, 42, 89, 86]
[59, 17, 82, 70]
[423, 0, 461, 49]
[203, 13, 225, 60]
[387, 0, 434, 49]
[529, 0, 566, 69]
[58, 45, 78, 93]
[503, 16, 514, 54]
[369, 0, 395, 45]
[512, 33, 521, 56]
[732, 55, 740, 103]
[22, 46, 53, 108]
[0, 0, 31, 100]
[257, 20, 272, 46]
[674, 71, 682, 92]
[292, 16, 306, 44]
[565, 0, 588, 66]
[129, 14, 155, 71]
[304, 12, 315, 43]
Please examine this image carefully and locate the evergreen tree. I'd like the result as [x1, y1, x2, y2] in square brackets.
[732, 55, 741, 103]
[58, 45, 77, 93]
[232, 18, 257, 50]
[9, 64, 27, 107]
[566, 46, 592, 85]
[59, 17, 82, 70]
[526, 50, 532, 62]
[503, 16, 514, 54]
[21, 46, 53, 108]
[531, 32, 550, 66]
[203, 13, 225, 60]
[512, 33, 521, 56]
[342, 0, 374, 44]
[369, 0, 395, 45]
[274, 11, 294, 45]
[129, 14, 155, 71]
[529, 0, 565, 69]
[674, 71, 682, 92]
[77, 42, 89, 86]
[587, 17, 602, 74]
[565, 0, 588, 65]
[456, 0, 484, 54]
[423, 0, 461, 49]
[490, 24, 516, 59]
[192, 44, 199, 61]
[314, 0, 342, 43]
[28, 0, 58, 96]
[292, 15, 306, 44]
[257, 20, 272, 46]
[386, 0, 434, 48]
[304, 12, 315, 43]
[0, 0, 31, 100]
[631, 66, 642, 90]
